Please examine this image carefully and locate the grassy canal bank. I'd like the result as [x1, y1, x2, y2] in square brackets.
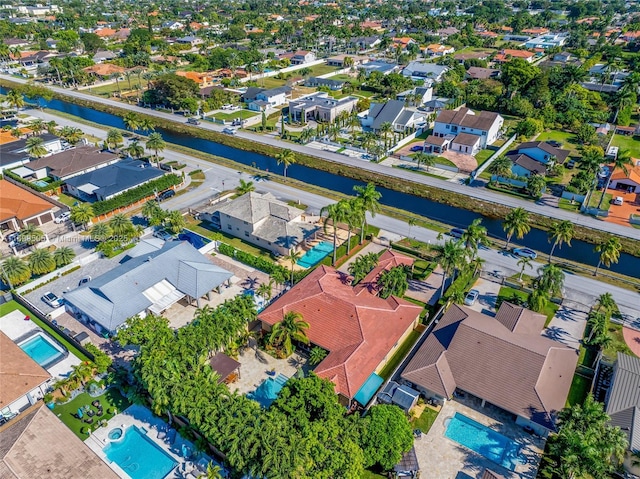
[3, 79, 639, 258]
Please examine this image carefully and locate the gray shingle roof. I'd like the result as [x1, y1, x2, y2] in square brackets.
[607, 353, 640, 450]
[369, 100, 406, 130]
[64, 240, 232, 332]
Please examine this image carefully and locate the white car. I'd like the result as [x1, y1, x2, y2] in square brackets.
[222, 127, 237, 135]
[42, 292, 62, 308]
[464, 289, 479, 306]
[613, 196, 624, 206]
[54, 211, 71, 224]
[513, 248, 538, 260]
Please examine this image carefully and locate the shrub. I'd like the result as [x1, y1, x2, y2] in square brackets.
[4, 169, 63, 192]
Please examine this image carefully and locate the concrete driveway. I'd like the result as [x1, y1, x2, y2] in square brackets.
[466, 277, 502, 316]
[542, 300, 589, 350]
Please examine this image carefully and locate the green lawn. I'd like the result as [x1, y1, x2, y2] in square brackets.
[54, 388, 131, 439]
[0, 301, 90, 361]
[587, 191, 612, 211]
[57, 193, 80, 207]
[566, 373, 592, 407]
[89, 78, 149, 97]
[353, 88, 376, 98]
[212, 110, 258, 121]
[536, 130, 579, 155]
[475, 149, 494, 167]
[496, 286, 559, 326]
[558, 197, 581, 212]
[603, 322, 634, 360]
[378, 329, 421, 380]
[361, 470, 387, 479]
[305, 64, 341, 76]
[412, 407, 440, 433]
[260, 77, 287, 89]
[611, 134, 640, 158]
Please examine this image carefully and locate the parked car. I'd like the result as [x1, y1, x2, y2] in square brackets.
[222, 127, 237, 135]
[78, 276, 92, 286]
[157, 189, 176, 201]
[464, 289, 479, 306]
[547, 140, 562, 148]
[153, 229, 173, 241]
[613, 196, 624, 206]
[513, 248, 537, 259]
[410, 145, 424, 152]
[449, 228, 465, 239]
[187, 118, 201, 125]
[54, 211, 71, 224]
[221, 104, 234, 110]
[42, 292, 62, 307]
[4, 231, 19, 243]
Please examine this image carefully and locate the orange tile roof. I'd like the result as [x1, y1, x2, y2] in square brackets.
[0, 180, 55, 222]
[95, 28, 116, 38]
[611, 164, 640, 183]
[0, 129, 29, 145]
[176, 71, 212, 84]
[522, 27, 549, 35]
[500, 26, 513, 32]
[393, 37, 413, 45]
[259, 252, 422, 400]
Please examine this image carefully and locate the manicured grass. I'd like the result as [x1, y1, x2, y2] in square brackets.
[259, 77, 287, 89]
[54, 388, 131, 439]
[212, 110, 258, 121]
[353, 88, 376, 98]
[566, 373, 592, 406]
[611, 134, 640, 158]
[184, 217, 273, 259]
[587, 191, 612, 210]
[286, 200, 308, 210]
[603, 322, 634, 360]
[475, 148, 494, 167]
[496, 286, 558, 326]
[536, 130, 579, 155]
[89, 78, 149, 97]
[57, 193, 79, 207]
[305, 64, 341, 76]
[361, 470, 387, 479]
[393, 164, 448, 180]
[0, 300, 90, 362]
[378, 329, 421, 380]
[412, 407, 440, 433]
[413, 259, 436, 280]
[331, 74, 357, 83]
[558, 197, 580, 212]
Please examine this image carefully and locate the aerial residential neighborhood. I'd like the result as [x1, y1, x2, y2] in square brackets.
[1, 0, 640, 478]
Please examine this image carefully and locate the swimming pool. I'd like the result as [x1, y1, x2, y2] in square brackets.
[444, 413, 524, 471]
[18, 333, 65, 368]
[297, 242, 333, 268]
[104, 426, 177, 479]
[247, 374, 288, 408]
[33, 180, 49, 188]
[178, 229, 211, 249]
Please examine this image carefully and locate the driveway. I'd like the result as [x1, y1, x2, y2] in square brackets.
[603, 189, 640, 227]
[542, 300, 589, 350]
[466, 277, 502, 316]
[439, 150, 477, 173]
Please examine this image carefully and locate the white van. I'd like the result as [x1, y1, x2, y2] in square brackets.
[613, 196, 624, 206]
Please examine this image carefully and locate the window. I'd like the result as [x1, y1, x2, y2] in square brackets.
[244, 221, 248, 225]
[446, 125, 450, 129]
[482, 131, 486, 136]
[227, 225, 232, 230]
[245, 232, 249, 237]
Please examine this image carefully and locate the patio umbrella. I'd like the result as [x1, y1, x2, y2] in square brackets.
[77, 408, 83, 418]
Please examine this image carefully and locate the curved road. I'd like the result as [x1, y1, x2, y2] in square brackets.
[4, 74, 640, 241]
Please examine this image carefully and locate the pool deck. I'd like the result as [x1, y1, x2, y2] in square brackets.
[416, 398, 545, 479]
[86, 404, 216, 479]
[0, 310, 81, 379]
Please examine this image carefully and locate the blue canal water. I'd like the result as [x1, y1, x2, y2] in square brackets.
[11, 90, 638, 277]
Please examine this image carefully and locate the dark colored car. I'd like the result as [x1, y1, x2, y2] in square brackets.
[410, 145, 424, 152]
[158, 189, 176, 201]
[449, 228, 465, 239]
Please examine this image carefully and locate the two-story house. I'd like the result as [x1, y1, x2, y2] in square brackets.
[506, 141, 571, 177]
[290, 50, 316, 65]
[242, 86, 292, 111]
[289, 92, 358, 123]
[432, 108, 503, 153]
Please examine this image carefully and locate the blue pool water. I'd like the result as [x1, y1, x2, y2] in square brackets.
[444, 413, 523, 471]
[19, 334, 64, 367]
[178, 229, 211, 249]
[104, 426, 177, 479]
[33, 180, 49, 187]
[247, 374, 288, 408]
[297, 242, 333, 268]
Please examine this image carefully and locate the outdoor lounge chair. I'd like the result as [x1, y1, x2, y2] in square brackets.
[166, 428, 177, 445]
[157, 429, 167, 440]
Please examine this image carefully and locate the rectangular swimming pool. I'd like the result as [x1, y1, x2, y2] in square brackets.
[444, 412, 523, 471]
[297, 242, 333, 268]
[104, 426, 177, 479]
[18, 333, 64, 367]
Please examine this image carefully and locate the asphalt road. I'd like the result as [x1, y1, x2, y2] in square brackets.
[5, 75, 639, 241]
[27, 109, 640, 321]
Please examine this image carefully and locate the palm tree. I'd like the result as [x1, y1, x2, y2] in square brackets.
[2, 256, 31, 286]
[139, 118, 156, 133]
[285, 249, 301, 285]
[205, 462, 224, 479]
[109, 213, 134, 238]
[528, 288, 550, 313]
[353, 183, 381, 243]
[142, 200, 164, 225]
[413, 151, 436, 171]
[407, 218, 417, 238]
[6, 89, 24, 111]
[348, 252, 379, 284]
[19, 224, 44, 245]
[517, 256, 533, 281]
[257, 280, 274, 301]
[461, 218, 488, 260]
[165, 210, 186, 234]
[126, 140, 145, 159]
[146, 132, 166, 166]
[235, 179, 255, 195]
[598, 149, 633, 209]
[275, 149, 296, 180]
[437, 240, 466, 296]
[487, 155, 513, 178]
[58, 126, 84, 145]
[90, 223, 113, 242]
[377, 265, 409, 299]
[25, 136, 48, 158]
[526, 173, 546, 199]
[502, 207, 530, 250]
[53, 246, 76, 267]
[535, 264, 565, 297]
[29, 248, 56, 275]
[595, 292, 618, 318]
[268, 310, 310, 356]
[70, 203, 94, 229]
[547, 220, 574, 263]
[122, 112, 141, 131]
[27, 119, 45, 135]
[106, 129, 123, 151]
[594, 236, 621, 276]
[308, 346, 328, 366]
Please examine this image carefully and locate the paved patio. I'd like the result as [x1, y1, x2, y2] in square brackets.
[416, 398, 545, 479]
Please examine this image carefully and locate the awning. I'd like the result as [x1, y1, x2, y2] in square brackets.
[77, 183, 99, 195]
[354, 373, 384, 405]
[144, 279, 185, 314]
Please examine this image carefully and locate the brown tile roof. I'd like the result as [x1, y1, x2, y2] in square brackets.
[0, 406, 119, 479]
[482, 470, 506, 479]
[0, 180, 55, 223]
[466, 66, 498, 79]
[611, 164, 640, 184]
[495, 302, 546, 335]
[453, 132, 481, 146]
[0, 332, 51, 408]
[259, 264, 422, 399]
[23, 146, 118, 179]
[401, 303, 577, 428]
[435, 107, 500, 132]
[507, 153, 546, 175]
[424, 134, 448, 146]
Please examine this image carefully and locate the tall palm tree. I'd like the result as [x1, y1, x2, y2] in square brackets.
[594, 236, 622, 276]
[414, 151, 436, 171]
[285, 249, 301, 285]
[379, 122, 393, 147]
[502, 207, 530, 250]
[122, 112, 141, 131]
[70, 203, 94, 229]
[598, 149, 633, 209]
[517, 256, 533, 281]
[25, 136, 47, 158]
[437, 240, 466, 296]
[235, 179, 255, 195]
[257, 280, 274, 301]
[29, 248, 56, 275]
[377, 265, 409, 299]
[535, 264, 565, 297]
[146, 132, 166, 166]
[27, 119, 45, 135]
[320, 202, 347, 266]
[139, 118, 156, 133]
[268, 310, 310, 356]
[109, 213, 134, 238]
[165, 210, 186, 234]
[275, 149, 296, 180]
[461, 218, 488, 260]
[353, 183, 381, 243]
[58, 126, 84, 145]
[53, 246, 76, 267]
[487, 155, 513, 178]
[126, 140, 145, 159]
[142, 200, 164, 225]
[1, 256, 31, 287]
[6, 89, 24, 111]
[595, 292, 618, 317]
[407, 218, 417, 238]
[90, 223, 113, 242]
[205, 462, 224, 479]
[19, 224, 44, 245]
[106, 129, 123, 151]
[548, 220, 574, 263]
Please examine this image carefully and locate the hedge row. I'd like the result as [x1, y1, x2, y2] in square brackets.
[4, 169, 63, 192]
[92, 174, 182, 216]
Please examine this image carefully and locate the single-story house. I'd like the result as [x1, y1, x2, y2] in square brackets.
[396, 86, 433, 106]
[289, 92, 358, 124]
[12, 146, 119, 182]
[359, 60, 399, 77]
[507, 153, 548, 177]
[0, 331, 51, 417]
[361, 100, 426, 133]
[176, 35, 204, 47]
[64, 240, 233, 334]
[0, 134, 63, 173]
[524, 33, 568, 50]
[424, 44, 455, 57]
[0, 406, 120, 478]
[349, 36, 381, 51]
[401, 303, 578, 435]
[466, 66, 500, 80]
[451, 132, 483, 155]
[259, 251, 423, 405]
[402, 61, 448, 82]
[609, 164, 640, 193]
[433, 107, 503, 149]
[0, 179, 58, 233]
[454, 51, 489, 63]
[506, 141, 570, 177]
[92, 50, 118, 63]
[64, 158, 164, 202]
[423, 134, 451, 154]
[493, 49, 535, 63]
[176, 71, 214, 88]
[199, 192, 318, 256]
[242, 86, 291, 111]
[305, 77, 345, 90]
[326, 54, 369, 67]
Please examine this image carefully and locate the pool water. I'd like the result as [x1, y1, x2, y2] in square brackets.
[444, 413, 523, 471]
[247, 374, 288, 408]
[104, 426, 177, 479]
[178, 230, 210, 249]
[297, 242, 333, 268]
[19, 334, 64, 367]
[33, 180, 49, 188]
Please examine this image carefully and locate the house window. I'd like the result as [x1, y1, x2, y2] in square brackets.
[245, 232, 249, 237]
[244, 221, 248, 225]
[446, 125, 450, 129]
[482, 131, 486, 136]
[227, 225, 232, 230]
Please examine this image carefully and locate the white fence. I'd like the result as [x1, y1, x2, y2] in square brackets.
[238, 59, 327, 84]
[473, 134, 517, 178]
